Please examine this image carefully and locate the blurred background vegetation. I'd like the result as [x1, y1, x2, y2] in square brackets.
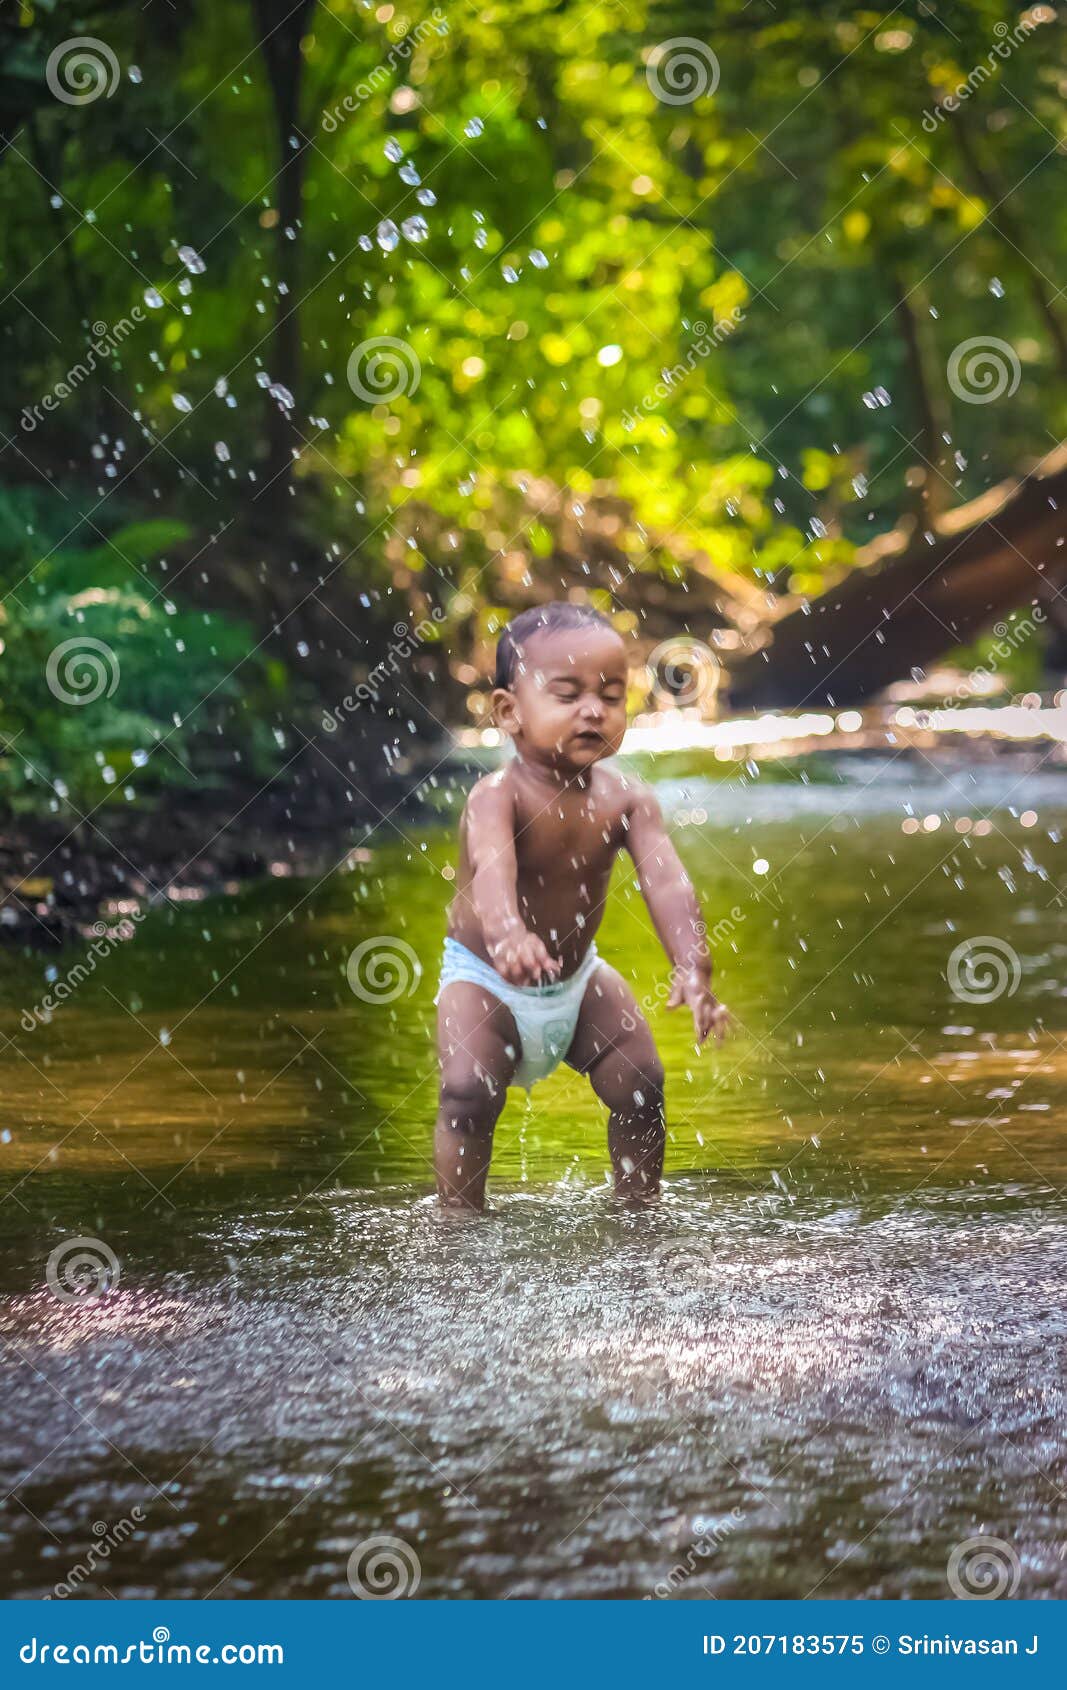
[1, 0, 1064, 841]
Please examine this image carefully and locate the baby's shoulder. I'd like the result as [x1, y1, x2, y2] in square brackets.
[594, 761, 648, 812]
[461, 767, 517, 825]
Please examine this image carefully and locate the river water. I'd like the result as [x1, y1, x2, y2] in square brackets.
[1, 752, 1065, 1598]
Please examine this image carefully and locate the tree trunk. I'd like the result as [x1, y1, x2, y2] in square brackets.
[890, 270, 952, 521]
[726, 446, 1067, 709]
[251, 0, 316, 528]
[951, 113, 1067, 382]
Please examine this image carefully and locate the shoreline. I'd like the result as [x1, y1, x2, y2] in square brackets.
[3, 728, 1064, 949]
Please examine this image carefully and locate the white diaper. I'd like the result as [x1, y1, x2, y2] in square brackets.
[436, 938, 601, 1089]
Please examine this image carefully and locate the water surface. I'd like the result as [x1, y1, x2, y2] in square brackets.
[1, 753, 1065, 1598]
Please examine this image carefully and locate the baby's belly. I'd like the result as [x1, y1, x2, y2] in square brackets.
[516, 882, 610, 973]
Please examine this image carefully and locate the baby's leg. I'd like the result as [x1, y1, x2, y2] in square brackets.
[435, 982, 519, 1210]
[566, 965, 665, 1201]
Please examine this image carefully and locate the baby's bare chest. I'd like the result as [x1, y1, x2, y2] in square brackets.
[513, 794, 623, 880]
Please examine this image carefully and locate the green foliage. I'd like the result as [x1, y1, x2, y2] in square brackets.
[1, 514, 283, 814]
[2, 0, 1065, 822]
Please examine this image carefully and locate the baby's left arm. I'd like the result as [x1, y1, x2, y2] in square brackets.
[624, 787, 728, 1046]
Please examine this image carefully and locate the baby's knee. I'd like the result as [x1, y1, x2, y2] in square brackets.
[437, 1064, 507, 1130]
[593, 1044, 665, 1115]
[630, 1056, 665, 1114]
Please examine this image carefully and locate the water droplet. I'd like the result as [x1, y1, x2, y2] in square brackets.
[464, 116, 484, 138]
[376, 219, 400, 252]
[172, 393, 192, 413]
[384, 138, 404, 162]
[416, 187, 437, 206]
[529, 248, 549, 269]
[177, 244, 206, 275]
[501, 264, 519, 283]
[214, 441, 231, 462]
[401, 215, 428, 244]
[399, 161, 421, 185]
[143, 287, 164, 309]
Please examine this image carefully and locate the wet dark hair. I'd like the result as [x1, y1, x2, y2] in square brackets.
[494, 602, 617, 689]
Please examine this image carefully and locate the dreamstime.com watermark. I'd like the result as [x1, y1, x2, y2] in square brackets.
[21, 310, 145, 431]
[46, 635, 121, 705]
[45, 36, 120, 105]
[621, 914, 744, 1039]
[921, 12, 1051, 131]
[21, 910, 145, 1033]
[947, 336, 1021, 404]
[45, 1510, 146, 1600]
[346, 335, 422, 403]
[645, 38, 720, 104]
[346, 1535, 422, 1598]
[45, 1236, 121, 1303]
[322, 609, 445, 731]
[646, 1510, 746, 1598]
[946, 1535, 1021, 1599]
[647, 636, 722, 708]
[322, 9, 450, 129]
[622, 310, 745, 430]
[937, 609, 1046, 706]
[947, 936, 1021, 1004]
[18, 1630, 284, 1666]
[647, 1238, 719, 1304]
[346, 936, 423, 1003]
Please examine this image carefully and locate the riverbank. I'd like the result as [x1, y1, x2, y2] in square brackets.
[0, 743, 438, 948]
[3, 705, 1066, 947]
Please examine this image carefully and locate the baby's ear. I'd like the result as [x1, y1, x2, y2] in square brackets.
[492, 686, 520, 736]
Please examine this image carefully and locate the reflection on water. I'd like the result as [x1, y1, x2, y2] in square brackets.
[1, 754, 1065, 1597]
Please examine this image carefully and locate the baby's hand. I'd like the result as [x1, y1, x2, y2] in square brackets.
[666, 966, 729, 1046]
[491, 927, 562, 987]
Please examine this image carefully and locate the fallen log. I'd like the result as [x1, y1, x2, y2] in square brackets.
[727, 445, 1067, 709]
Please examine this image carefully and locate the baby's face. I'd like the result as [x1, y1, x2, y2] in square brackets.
[498, 625, 629, 770]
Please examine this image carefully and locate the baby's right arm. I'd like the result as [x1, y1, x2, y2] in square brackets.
[464, 777, 561, 985]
